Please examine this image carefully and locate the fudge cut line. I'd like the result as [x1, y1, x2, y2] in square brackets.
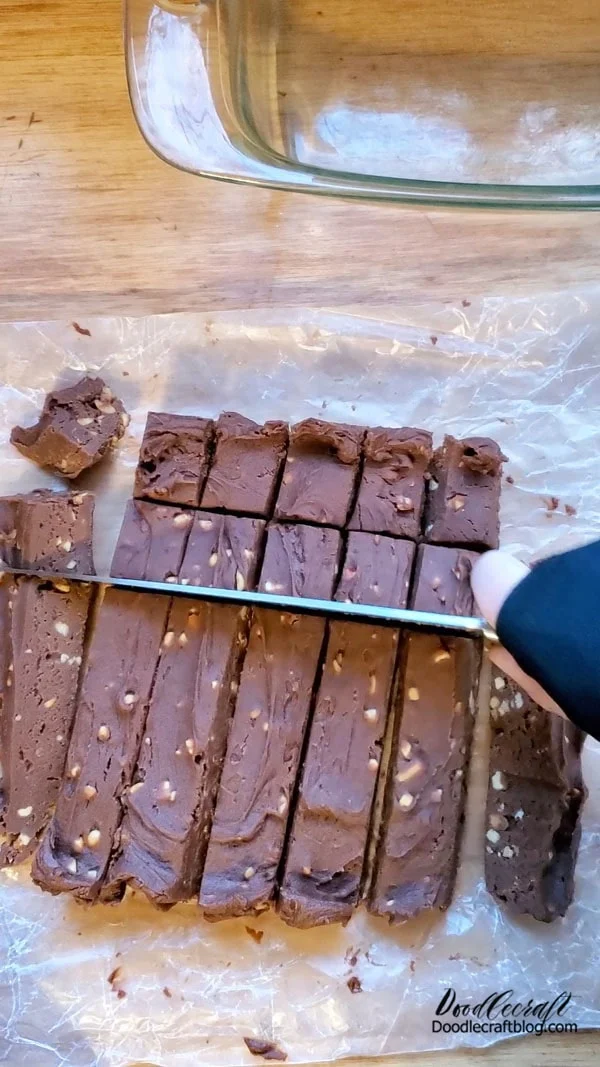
[349, 426, 433, 540]
[368, 632, 480, 922]
[335, 531, 415, 610]
[0, 489, 95, 575]
[424, 435, 505, 550]
[278, 619, 399, 928]
[134, 411, 214, 507]
[410, 544, 480, 618]
[275, 418, 365, 528]
[200, 412, 288, 518]
[10, 376, 128, 479]
[0, 575, 92, 866]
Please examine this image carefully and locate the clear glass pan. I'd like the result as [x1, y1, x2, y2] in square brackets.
[125, 0, 600, 208]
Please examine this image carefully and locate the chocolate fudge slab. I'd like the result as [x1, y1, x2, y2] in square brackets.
[32, 588, 169, 901]
[278, 621, 399, 928]
[200, 611, 325, 920]
[103, 599, 247, 905]
[258, 523, 342, 599]
[485, 669, 585, 922]
[11, 377, 128, 479]
[110, 499, 193, 582]
[424, 436, 505, 550]
[349, 427, 433, 539]
[0, 576, 92, 865]
[336, 532, 415, 609]
[410, 544, 480, 617]
[180, 512, 266, 591]
[368, 633, 480, 922]
[274, 419, 364, 528]
[200, 412, 288, 517]
[0, 489, 95, 574]
[134, 411, 214, 506]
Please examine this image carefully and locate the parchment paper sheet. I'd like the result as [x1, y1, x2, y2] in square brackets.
[1, 293, 599, 1066]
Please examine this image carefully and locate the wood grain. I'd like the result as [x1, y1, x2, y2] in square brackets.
[0, 2, 599, 1061]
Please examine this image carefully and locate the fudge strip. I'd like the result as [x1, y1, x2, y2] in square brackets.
[275, 418, 365, 528]
[110, 499, 194, 582]
[32, 588, 170, 901]
[0, 576, 92, 865]
[335, 531, 415, 609]
[134, 411, 214, 507]
[10, 376, 128, 479]
[200, 411, 288, 518]
[199, 524, 342, 919]
[485, 668, 585, 922]
[180, 512, 266, 591]
[0, 488, 95, 574]
[349, 427, 433, 539]
[103, 514, 265, 904]
[278, 620, 399, 928]
[424, 436, 505, 550]
[410, 544, 480, 617]
[368, 632, 480, 922]
[258, 522, 342, 599]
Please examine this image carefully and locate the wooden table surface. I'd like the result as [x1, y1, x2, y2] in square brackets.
[1, 1, 599, 1064]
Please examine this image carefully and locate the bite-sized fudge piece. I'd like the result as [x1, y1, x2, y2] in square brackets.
[103, 599, 247, 905]
[484, 775, 584, 924]
[278, 621, 399, 928]
[368, 633, 480, 922]
[336, 532, 415, 610]
[485, 668, 585, 922]
[110, 499, 193, 582]
[32, 588, 170, 901]
[0, 576, 92, 865]
[180, 512, 266, 591]
[424, 436, 505, 550]
[410, 544, 480, 617]
[258, 523, 342, 600]
[349, 427, 432, 539]
[488, 670, 584, 789]
[11, 377, 128, 479]
[0, 489, 95, 574]
[134, 412, 214, 506]
[200, 611, 326, 920]
[275, 419, 365, 528]
[201, 412, 288, 518]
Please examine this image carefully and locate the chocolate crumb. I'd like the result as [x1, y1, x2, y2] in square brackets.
[243, 1038, 288, 1061]
[163, 987, 173, 998]
[108, 967, 123, 987]
[72, 322, 92, 337]
[409, 960, 416, 974]
[506, 475, 514, 485]
[347, 976, 362, 994]
[565, 504, 577, 517]
[245, 926, 264, 944]
[544, 496, 560, 512]
[461, 299, 471, 307]
[117, 989, 127, 1000]
[430, 335, 438, 346]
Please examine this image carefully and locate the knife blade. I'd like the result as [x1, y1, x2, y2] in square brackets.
[2, 566, 497, 643]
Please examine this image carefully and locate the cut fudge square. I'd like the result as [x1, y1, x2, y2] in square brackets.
[134, 411, 214, 506]
[258, 523, 342, 600]
[275, 418, 364, 528]
[424, 435, 505, 550]
[200, 412, 288, 518]
[336, 531, 415, 609]
[349, 427, 432, 539]
[410, 544, 480, 616]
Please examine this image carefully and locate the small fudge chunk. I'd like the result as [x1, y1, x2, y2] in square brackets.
[349, 427, 432, 539]
[258, 523, 342, 599]
[11, 376, 128, 479]
[200, 611, 326, 920]
[369, 633, 480, 922]
[180, 513, 266, 591]
[410, 544, 480, 617]
[201, 412, 288, 517]
[134, 411, 214, 506]
[336, 532, 415, 609]
[32, 588, 170, 901]
[111, 499, 193, 582]
[485, 669, 585, 922]
[278, 621, 399, 928]
[104, 600, 247, 905]
[0, 489, 95, 574]
[275, 419, 364, 528]
[425, 436, 505, 550]
[0, 576, 91, 865]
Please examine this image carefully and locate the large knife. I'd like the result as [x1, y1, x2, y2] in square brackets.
[3, 567, 497, 643]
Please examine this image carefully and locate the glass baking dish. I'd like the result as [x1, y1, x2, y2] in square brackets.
[124, 0, 600, 208]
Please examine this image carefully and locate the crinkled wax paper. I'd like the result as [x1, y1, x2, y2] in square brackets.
[1, 293, 600, 1067]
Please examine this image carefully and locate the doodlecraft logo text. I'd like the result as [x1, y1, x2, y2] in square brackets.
[431, 988, 577, 1036]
